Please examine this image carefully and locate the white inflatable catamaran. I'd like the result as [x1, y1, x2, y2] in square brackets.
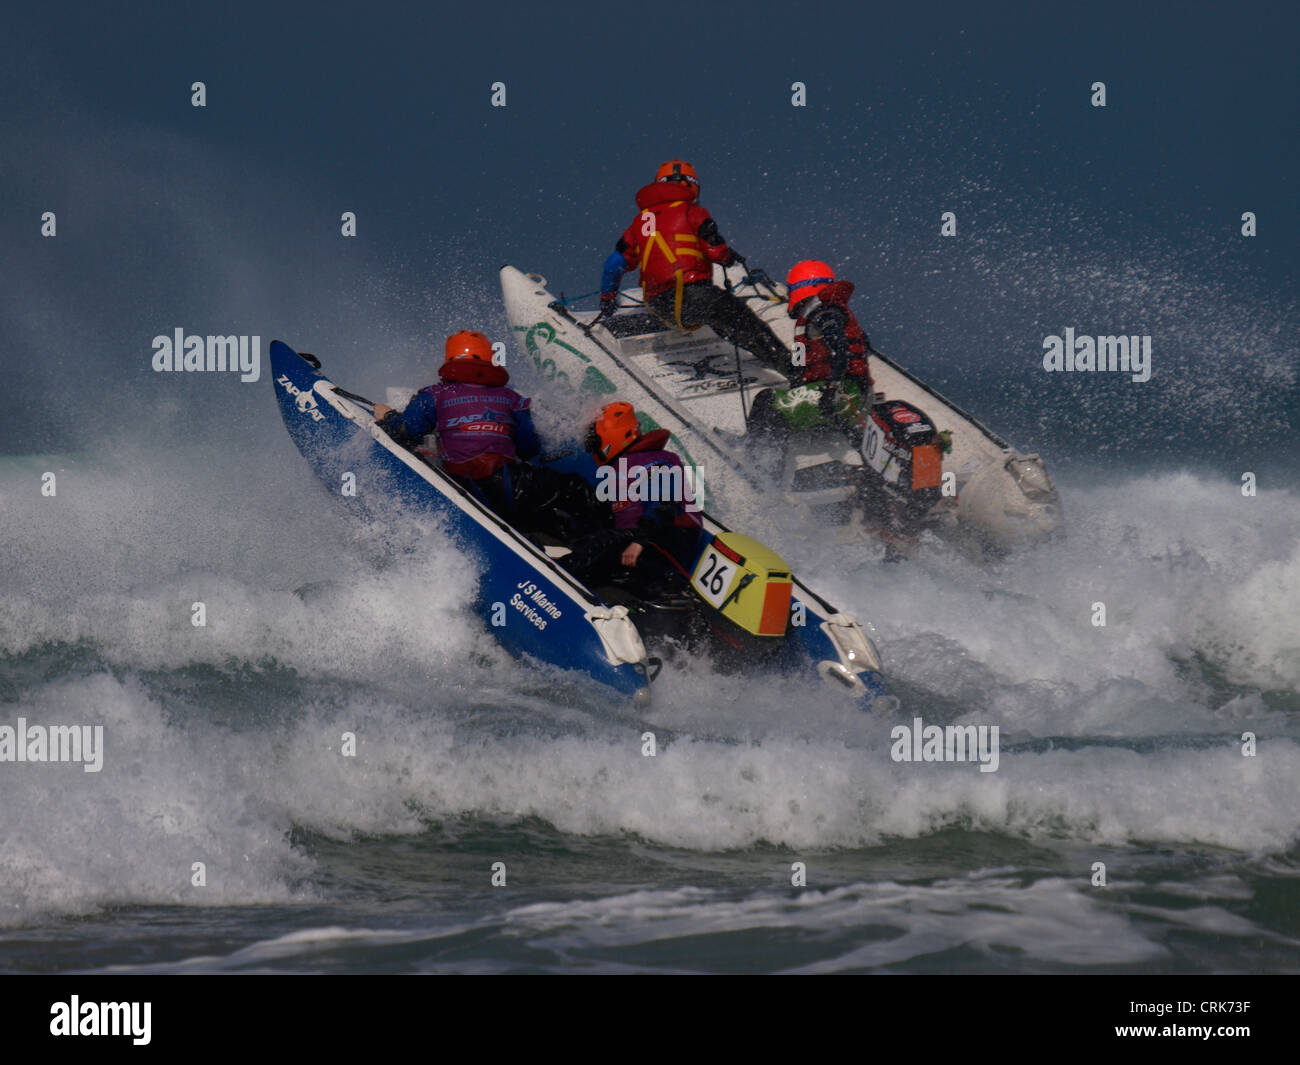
[501, 263, 1061, 554]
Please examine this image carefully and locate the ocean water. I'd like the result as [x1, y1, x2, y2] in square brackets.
[2, 2, 1297, 977]
[2, 441, 1297, 974]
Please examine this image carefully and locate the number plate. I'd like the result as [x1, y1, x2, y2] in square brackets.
[692, 545, 736, 608]
[861, 417, 902, 484]
[861, 417, 886, 473]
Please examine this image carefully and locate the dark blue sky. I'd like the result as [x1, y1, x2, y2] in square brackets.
[2, 1, 1296, 470]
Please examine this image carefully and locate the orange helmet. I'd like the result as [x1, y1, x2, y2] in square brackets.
[440, 329, 508, 386]
[785, 260, 836, 313]
[444, 330, 494, 365]
[587, 401, 641, 463]
[655, 159, 698, 186]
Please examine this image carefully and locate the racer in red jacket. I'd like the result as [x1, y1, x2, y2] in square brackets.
[598, 160, 787, 369]
[750, 259, 949, 463]
[747, 260, 875, 465]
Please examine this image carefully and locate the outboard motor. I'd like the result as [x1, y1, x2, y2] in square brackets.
[860, 400, 945, 528]
[689, 531, 794, 667]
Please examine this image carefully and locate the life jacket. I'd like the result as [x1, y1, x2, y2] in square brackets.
[421, 380, 529, 477]
[791, 280, 871, 386]
[621, 183, 727, 306]
[604, 428, 702, 531]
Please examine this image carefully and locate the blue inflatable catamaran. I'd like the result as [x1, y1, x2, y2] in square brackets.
[269, 339, 894, 710]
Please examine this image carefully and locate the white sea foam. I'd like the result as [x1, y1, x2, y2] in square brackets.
[1, 452, 1297, 927]
[504, 877, 1166, 969]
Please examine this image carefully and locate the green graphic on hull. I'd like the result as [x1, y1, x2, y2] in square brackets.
[771, 379, 865, 430]
[515, 319, 711, 505]
[581, 366, 618, 395]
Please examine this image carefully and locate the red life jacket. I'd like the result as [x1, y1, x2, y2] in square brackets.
[791, 280, 871, 385]
[619, 183, 730, 303]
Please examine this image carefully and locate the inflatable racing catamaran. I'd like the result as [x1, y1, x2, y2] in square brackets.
[270, 340, 894, 710]
[501, 263, 1061, 555]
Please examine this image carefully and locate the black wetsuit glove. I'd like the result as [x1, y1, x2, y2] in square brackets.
[379, 410, 415, 446]
[561, 527, 637, 581]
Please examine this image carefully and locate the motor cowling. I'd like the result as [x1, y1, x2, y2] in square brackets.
[861, 400, 943, 493]
[685, 531, 797, 666]
[690, 532, 793, 638]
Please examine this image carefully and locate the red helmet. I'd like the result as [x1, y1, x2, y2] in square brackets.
[440, 330, 507, 386]
[587, 401, 641, 463]
[655, 159, 698, 186]
[785, 260, 836, 313]
[444, 330, 494, 365]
